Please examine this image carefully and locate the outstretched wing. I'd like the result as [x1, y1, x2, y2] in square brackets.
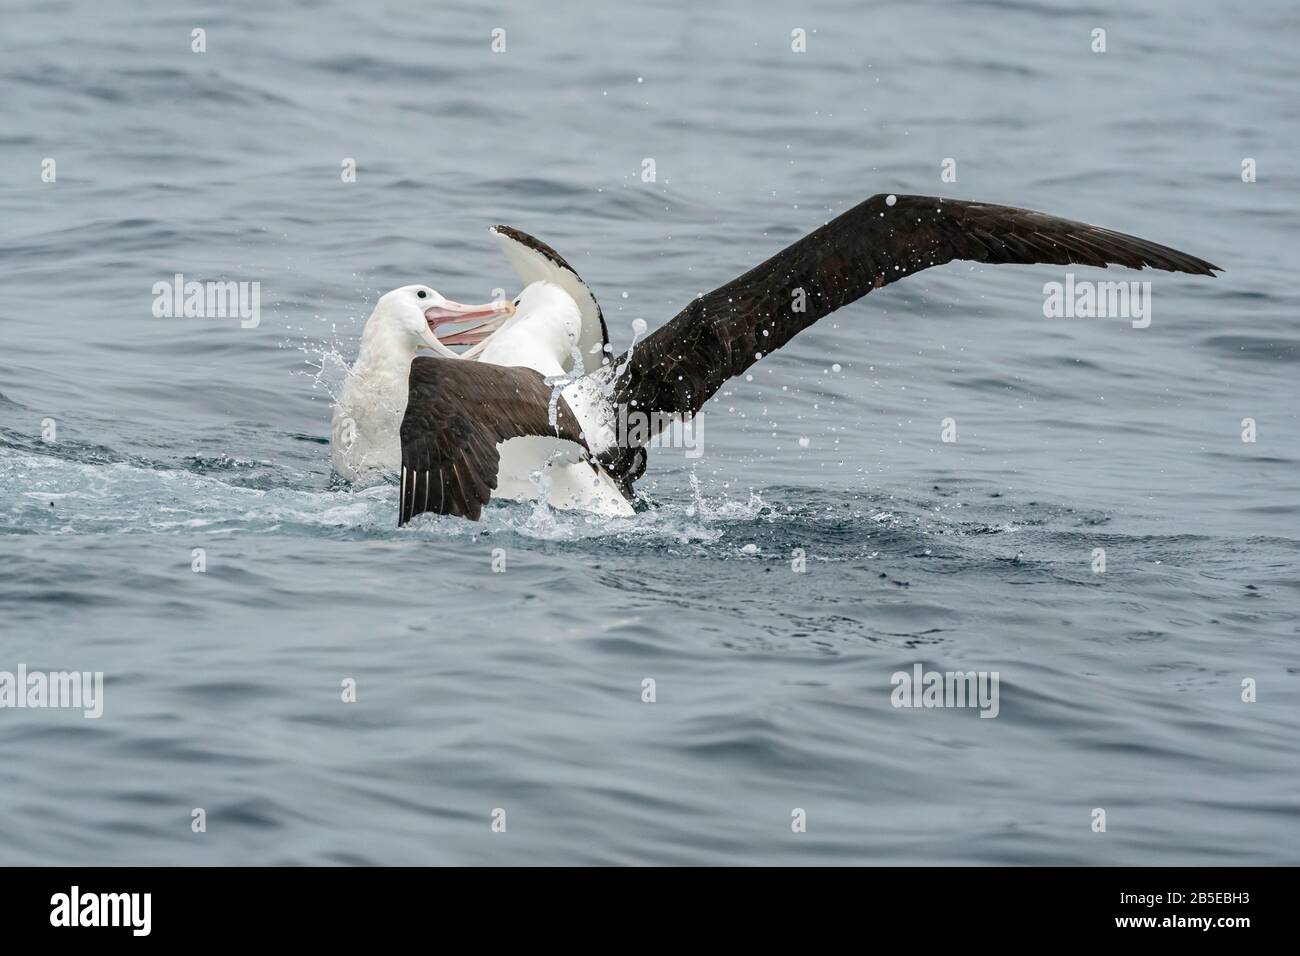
[399, 356, 586, 525]
[492, 225, 610, 374]
[601, 194, 1220, 459]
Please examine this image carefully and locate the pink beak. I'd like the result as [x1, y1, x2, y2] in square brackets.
[425, 298, 515, 346]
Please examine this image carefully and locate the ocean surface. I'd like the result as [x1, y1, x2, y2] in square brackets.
[1, 0, 1297, 865]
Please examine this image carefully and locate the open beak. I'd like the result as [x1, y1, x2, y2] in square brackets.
[426, 298, 515, 346]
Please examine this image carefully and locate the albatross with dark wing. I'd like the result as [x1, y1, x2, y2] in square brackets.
[327, 193, 1220, 524]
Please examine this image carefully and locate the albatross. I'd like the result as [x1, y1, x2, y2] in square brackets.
[326, 193, 1220, 525]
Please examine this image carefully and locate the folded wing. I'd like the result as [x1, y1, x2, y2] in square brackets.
[399, 356, 586, 524]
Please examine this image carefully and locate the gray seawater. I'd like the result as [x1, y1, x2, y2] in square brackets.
[1, 0, 1297, 865]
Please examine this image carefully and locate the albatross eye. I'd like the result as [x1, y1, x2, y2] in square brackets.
[417, 290, 428, 299]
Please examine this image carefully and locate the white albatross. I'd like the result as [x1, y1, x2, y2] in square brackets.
[326, 193, 1221, 525]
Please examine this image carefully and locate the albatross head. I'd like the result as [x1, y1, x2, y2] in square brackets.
[367, 285, 514, 358]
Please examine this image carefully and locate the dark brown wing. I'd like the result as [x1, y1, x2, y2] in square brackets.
[399, 356, 586, 525]
[601, 194, 1220, 464]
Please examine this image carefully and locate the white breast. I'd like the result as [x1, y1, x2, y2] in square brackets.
[476, 282, 583, 374]
[330, 319, 415, 483]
